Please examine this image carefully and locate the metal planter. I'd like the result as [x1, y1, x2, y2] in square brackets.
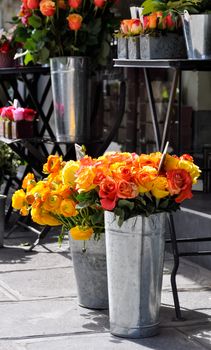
[105, 211, 166, 338]
[140, 33, 187, 59]
[117, 37, 128, 59]
[182, 14, 211, 59]
[69, 234, 108, 309]
[50, 56, 91, 143]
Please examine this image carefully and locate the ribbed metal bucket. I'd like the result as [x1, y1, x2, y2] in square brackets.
[69, 234, 108, 309]
[182, 14, 211, 59]
[105, 212, 166, 338]
[0, 195, 6, 247]
[50, 56, 91, 142]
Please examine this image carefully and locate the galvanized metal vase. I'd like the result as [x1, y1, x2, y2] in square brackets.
[105, 211, 166, 338]
[182, 14, 211, 59]
[50, 56, 91, 143]
[0, 195, 6, 247]
[69, 234, 108, 309]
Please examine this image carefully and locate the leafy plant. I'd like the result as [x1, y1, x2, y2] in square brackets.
[12, 0, 120, 69]
[141, 0, 211, 15]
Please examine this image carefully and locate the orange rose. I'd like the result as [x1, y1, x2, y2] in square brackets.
[99, 176, 117, 210]
[67, 14, 83, 31]
[68, 0, 82, 9]
[148, 13, 157, 29]
[167, 169, 193, 203]
[117, 180, 138, 199]
[43, 155, 62, 174]
[135, 166, 157, 193]
[40, 0, 56, 16]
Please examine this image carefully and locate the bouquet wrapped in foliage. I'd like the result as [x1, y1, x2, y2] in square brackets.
[12, 151, 200, 241]
[13, 0, 119, 67]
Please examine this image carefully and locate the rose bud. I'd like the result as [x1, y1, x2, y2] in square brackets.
[0, 106, 15, 121]
[94, 0, 106, 8]
[148, 13, 157, 29]
[67, 13, 83, 31]
[27, 0, 40, 9]
[166, 13, 176, 31]
[130, 19, 142, 35]
[120, 20, 129, 35]
[23, 108, 37, 121]
[68, 0, 82, 9]
[40, 0, 56, 16]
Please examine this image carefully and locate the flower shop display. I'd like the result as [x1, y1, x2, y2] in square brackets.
[12, 150, 200, 334]
[13, 0, 119, 68]
[0, 105, 37, 139]
[141, 0, 211, 59]
[12, 0, 120, 143]
[116, 11, 187, 59]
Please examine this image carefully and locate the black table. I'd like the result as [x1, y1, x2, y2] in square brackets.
[114, 58, 211, 320]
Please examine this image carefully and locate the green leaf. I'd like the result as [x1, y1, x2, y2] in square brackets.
[142, 0, 167, 15]
[118, 199, 134, 211]
[39, 47, 50, 62]
[24, 51, 34, 65]
[28, 14, 42, 29]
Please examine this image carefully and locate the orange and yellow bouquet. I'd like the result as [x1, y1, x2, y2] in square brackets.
[12, 151, 201, 240]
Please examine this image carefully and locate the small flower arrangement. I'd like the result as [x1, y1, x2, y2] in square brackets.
[12, 0, 119, 67]
[12, 151, 200, 241]
[0, 104, 37, 139]
[117, 11, 182, 38]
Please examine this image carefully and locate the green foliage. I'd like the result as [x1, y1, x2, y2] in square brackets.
[141, 0, 211, 14]
[13, 3, 120, 69]
[114, 194, 180, 227]
[0, 142, 22, 188]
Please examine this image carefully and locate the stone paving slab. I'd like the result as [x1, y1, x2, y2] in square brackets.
[178, 323, 211, 348]
[0, 299, 109, 339]
[0, 328, 206, 350]
[0, 241, 71, 272]
[0, 267, 76, 300]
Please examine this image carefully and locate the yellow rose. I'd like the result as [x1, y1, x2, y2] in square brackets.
[151, 176, 169, 199]
[70, 226, 93, 240]
[12, 189, 27, 210]
[31, 207, 61, 226]
[178, 160, 201, 184]
[75, 166, 97, 192]
[62, 160, 80, 186]
[59, 199, 78, 217]
[42, 193, 62, 212]
[135, 166, 158, 193]
[164, 154, 179, 171]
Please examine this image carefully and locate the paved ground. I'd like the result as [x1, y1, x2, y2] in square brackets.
[0, 224, 211, 350]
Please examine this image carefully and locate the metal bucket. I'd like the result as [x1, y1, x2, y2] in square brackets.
[182, 14, 211, 59]
[69, 234, 108, 309]
[0, 195, 6, 247]
[50, 56, 91, 142]
[105, 211, 166, 338]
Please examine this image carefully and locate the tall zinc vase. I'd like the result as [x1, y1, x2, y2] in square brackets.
[69, 234, 108, 309]
[105, 211, 166, 338]
[50, 56, 91, 143]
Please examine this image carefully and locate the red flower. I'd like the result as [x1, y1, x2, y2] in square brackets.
[167, 169, 193, 203]
[94, 0, 106, 8]
[67, 14, 83, 31]
[166, 13, 176, 31]
[99, 176, 117, 210]
[117, 180, 138, 199]
[0, 42, 10, 54]
[27, 0, 40, 9]
[40, 0, 56, 16]
[0, 106, 15, 121]
[68, 0, 82, 9]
